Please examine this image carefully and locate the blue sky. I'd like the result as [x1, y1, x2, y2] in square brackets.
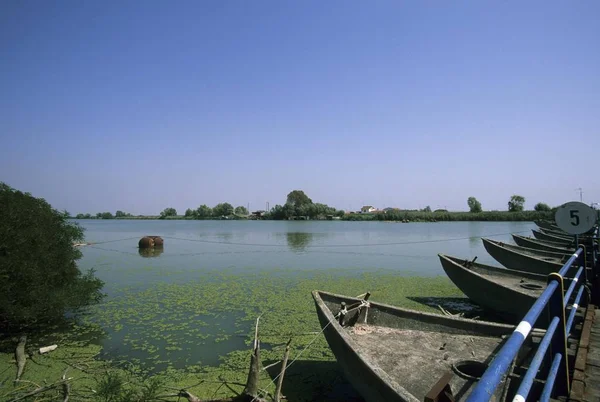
[1, 1, 599, 214]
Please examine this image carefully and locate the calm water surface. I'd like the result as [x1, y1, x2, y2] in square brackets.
[76, 220, 536, 370]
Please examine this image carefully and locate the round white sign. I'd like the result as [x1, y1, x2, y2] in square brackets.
[554, 202, 597, 235]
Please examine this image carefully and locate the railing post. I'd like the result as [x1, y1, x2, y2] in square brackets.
[547, 272, 569, 397]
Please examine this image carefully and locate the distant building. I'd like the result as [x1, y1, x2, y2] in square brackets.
[360, 206, 376, 214]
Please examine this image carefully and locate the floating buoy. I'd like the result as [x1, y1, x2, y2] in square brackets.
[139, 236, 164, 249]
[139, 236, 154, 248]
[150, 236, 164, 247]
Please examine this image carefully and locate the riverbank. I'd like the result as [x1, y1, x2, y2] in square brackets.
[73, 210, 553, 222]
[0, 273, 478, 401]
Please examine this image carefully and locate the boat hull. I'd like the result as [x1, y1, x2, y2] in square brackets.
[482, 238, 564, 275]
[438, 254, 545, 324]
[312, 291, 523, 402]
[512, 234, 574, 253]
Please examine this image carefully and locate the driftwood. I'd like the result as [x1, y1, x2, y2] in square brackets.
[14, 335, 26, 382]
[39, 344, 58, 354]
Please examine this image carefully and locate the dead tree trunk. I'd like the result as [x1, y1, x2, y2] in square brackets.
[243, 316, 262, 399]
[15, 335, 27, 382]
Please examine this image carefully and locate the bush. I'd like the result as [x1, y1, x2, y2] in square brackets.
[0, 182, 104, 330]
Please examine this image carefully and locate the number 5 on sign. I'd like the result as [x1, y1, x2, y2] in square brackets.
[555, 201, 597, 235]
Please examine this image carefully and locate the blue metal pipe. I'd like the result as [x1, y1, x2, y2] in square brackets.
[512, 317, 559, 401]
[566, 285, 586, 335]
[466, 281, 559, 401]
[564, 266, 584, 302]
[558, 247, 584, 277]
[540, 353, 563, 402]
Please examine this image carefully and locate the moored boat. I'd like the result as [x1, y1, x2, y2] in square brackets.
[312, 290, 541, 402]
[438, 254, 546, 324]
[539, 227, 595, 241]
[532, 229, 576, 246]
[482, 238, 565, 275]
[534, 220, 561, 232]
[512, 234, 575, 253]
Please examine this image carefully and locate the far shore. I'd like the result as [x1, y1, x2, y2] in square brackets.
[72, 210, 553, 223]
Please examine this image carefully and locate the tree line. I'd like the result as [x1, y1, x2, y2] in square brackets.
[74, 192, 557, 220]
[467, 194, 552, 213]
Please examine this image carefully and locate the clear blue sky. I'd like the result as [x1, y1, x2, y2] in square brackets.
[1, 1, 599, 214]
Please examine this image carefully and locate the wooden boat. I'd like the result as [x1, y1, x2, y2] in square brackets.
[482, 238, 565, 275]
[532, 229, 576, 246]
[438, 254, 547, 324]
[312, 290, 542, 402]
[539, 227, 595, 241]
[512, 234, 575, 254]
[534, 220, 561, 231]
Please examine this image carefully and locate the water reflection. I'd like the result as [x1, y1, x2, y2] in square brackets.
[286, 232, 314, 252]
[138, 248, 164, 258]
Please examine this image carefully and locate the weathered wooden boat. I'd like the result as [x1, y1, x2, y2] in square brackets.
[532, 229, 576, 246]
[512, 234, 575, 253]
[312, 290, 542, 402]
[482, 238, 565, 275]
[438, 254, 547, 324]
[539, 227, 595, 241]
[534, 220, 561, 231]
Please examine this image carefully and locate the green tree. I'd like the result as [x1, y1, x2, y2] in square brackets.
[96, 212, 114, 219]
[286, 190, 312, 207]
[422, 206, 432, 213]
[508, 195, 526, 212]
[534, 202, 551, 212]
[195, 204, 212, 219]
[159, 208, 177, 219]
[115, 210, 128, 218]
[184, 208, 195, 218]
[0, 182, 104, 329]
[213, 203, 234, 217]
[234, 206, 249, 216]
[335, 209, 346, 217]
[75, 213, 85, 219]
[467, 197, 482, 213]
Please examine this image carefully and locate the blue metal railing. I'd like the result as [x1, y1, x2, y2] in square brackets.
[466, 247, 587, 402]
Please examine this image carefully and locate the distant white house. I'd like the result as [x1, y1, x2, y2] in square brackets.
[360, 205, 376, 213]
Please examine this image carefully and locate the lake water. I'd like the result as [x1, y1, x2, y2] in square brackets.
[76, 220, 536, 375]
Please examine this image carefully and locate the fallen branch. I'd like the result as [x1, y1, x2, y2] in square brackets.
[9, 378, 69, 402]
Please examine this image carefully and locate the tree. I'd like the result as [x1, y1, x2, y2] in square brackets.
[75, 213, 85, 219]
[213, 203, 234, 217]
[115, 210, 129, 218]
[534, 202, 551, 212]
[159, 208, 177, 219]
[422, 206, 432, 213]
[96, 212, 114, 219]
[234, 206, 249, 216]
[335, 209, 346, 217]
[508, 195, 526, 212]
[184, 208, 195, 218]
[195, 204, 212, 219]
[286, 190, 312, 207]
[467, 197, 482, 213]
[0, 182, 104, 329]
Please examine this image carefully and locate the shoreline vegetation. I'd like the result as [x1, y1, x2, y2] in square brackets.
[73, 190, 556, 222]
[74, 210, 554, 222]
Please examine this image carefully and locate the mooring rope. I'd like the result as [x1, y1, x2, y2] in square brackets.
[161, 229, 532, 248]
[250, 310, 341, 402]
